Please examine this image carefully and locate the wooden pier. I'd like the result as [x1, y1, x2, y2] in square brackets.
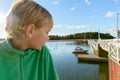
[88, 39, 120, 80]
[77, 54, 108, 63]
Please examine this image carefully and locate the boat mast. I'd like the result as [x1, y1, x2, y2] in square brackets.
[116, 12, 120, 41]
[117, 12, 118, 41]
[98, 28, 100, 40]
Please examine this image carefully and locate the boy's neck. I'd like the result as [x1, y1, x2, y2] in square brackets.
[10, 38, 28, 51]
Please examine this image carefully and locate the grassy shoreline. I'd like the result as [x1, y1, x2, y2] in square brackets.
[48, 39, 87, 41]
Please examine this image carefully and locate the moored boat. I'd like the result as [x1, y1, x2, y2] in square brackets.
[72, 47, 88, 54]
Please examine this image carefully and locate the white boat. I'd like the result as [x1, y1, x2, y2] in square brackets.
[72, 47, 88, 54]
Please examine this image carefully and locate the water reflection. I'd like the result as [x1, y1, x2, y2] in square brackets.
[98, 63, 109, 80]
[46, 41, 109, 80]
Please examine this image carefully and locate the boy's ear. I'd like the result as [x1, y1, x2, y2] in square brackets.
[24, 24, 35, 38]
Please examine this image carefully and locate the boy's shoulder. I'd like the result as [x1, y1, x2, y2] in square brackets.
[41, 45, 49, 51]
[39, 45, 51, 56]
[0, 39, 6, 46]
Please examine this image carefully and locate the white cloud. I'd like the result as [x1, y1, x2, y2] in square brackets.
[0, 11, 5, 22]
[0, 11, 6, 38]
[52, 1, 59, 5]
[114, 0, 120, 5]
[51, 24, 92, 36]
[105, 11, 116, 18]
[84, 0, 91, 5]
[54, 24, 90, 29]
[49, 32, 70, 36]
[50, 24, 101, 36]
[54, 24, 63, 28]
[66, 25, 74, 29]
[70, 7, 75, 11]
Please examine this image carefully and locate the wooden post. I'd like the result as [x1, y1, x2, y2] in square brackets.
[109, 58, 120, 80]
[98, 44, 108, 57]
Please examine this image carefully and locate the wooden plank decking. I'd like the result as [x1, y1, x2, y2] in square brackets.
[77, 54, 108, 63]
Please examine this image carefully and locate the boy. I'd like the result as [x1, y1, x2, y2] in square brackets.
[0, 0, 59, 80]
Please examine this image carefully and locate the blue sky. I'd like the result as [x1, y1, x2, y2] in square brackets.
[0, 0, 120, 38]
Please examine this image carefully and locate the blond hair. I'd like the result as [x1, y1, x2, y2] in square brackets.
[5, 0, 52, 40]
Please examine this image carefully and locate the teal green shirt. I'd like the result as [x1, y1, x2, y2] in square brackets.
[0, 39, 59, 80]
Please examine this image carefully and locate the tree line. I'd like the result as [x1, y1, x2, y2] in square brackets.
[49, 32, 114, 40]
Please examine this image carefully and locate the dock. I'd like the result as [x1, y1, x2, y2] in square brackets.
[77, 54, 108, 63]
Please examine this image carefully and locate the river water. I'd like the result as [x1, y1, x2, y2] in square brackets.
[46, 41, 109, 80]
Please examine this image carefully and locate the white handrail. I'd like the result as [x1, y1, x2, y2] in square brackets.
[88, 39, 120, 65]
[88, 39, 98, 55]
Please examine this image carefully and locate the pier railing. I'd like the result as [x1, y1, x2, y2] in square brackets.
[88, 39, 98, 55]
[99, 39, 114, 51]
[88, 39, 120, 65]
[108, 42, 120, 64]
